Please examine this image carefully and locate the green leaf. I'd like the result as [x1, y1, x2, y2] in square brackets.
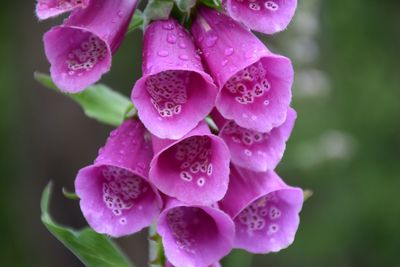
[173, 0, 196, 13]
[143, 0, 174, 28]
[128, 10, 144, 33]
[41, 183, 134, 267]
[34, 72, 134, 127]
[222, 249, 253, 267]
[200, 0, 222, 9]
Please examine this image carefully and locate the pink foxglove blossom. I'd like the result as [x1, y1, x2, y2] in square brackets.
[149, 121, 230, 205]
[212, 107, 297, 172]
[36, 0, 89, 20]
[132, 19, 217, 139]
[75, 120, 162, 237]
[158, 198, 234, 267]
[220, 166, 303, 253]
[44, 0, 138, 92]
[223, 0, 297, 34]
[192, 7, 293, 133]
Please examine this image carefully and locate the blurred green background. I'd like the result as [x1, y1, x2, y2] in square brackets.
[1, 0, 399, 266]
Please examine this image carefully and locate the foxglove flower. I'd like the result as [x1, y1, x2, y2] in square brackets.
[220, 166, 303, 253]
[149, 121, 230, 205]
[166, 261, 221, 267]
[223, 0, 297, 34]
[212, 107, 297, 172]
[36, 0, 89, 20]
[158, 198, 234, 267]
[44, 0, 138, 93]
[75, 120, 162, 237]
[131, 19, 218, 139]
[192, 7, 293, 133]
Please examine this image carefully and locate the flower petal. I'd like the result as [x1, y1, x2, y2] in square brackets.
[224, 0, 297, 34]
[220, 166, 303, 253]
[158, 198, 234, 267]
[44, 0, 138, 92]
[132, 19, 217, 139]
[75, 120, 162, 237]
[150, 121, 230, 205]
[192, 7, 293, 132]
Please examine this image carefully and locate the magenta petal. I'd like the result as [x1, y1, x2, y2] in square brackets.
[149, 122, 230, 205]
[44, 0, 138, 93]
[191, 7, 293, 132]
[224, 0, 297, 34]
[166, 261, 221, 267]
[158, 198, 234, 267]
[220, 166, 303, 253]
[131, 19, 218, 139]
[36, 0, 89, 20]
[75, 120, 162, 237]
[216, 107, 297, 172]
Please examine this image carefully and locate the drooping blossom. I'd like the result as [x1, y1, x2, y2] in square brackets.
[223, 0, 297, 34]
[158, 198, 234, 267]
[44, 0, 138, 93]
[212, 107, 297, 172]
[149, 121, 230, 205]
[166, 261, 221, 267]
[220, 166, 303, 253]
[36, 0, 89, 20]
[131, 19, 218, 139]
[75, 120, 162, 237]
[191, 7, 293, 133]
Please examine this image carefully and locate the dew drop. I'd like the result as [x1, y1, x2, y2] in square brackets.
[178, 42, 187, 49]
[224, 47, 234, 56]
[179, 54, 189, 61]
[167, 33, 177, 44]
[157, 50, 169, 57]
[162, 23, 174, 30]
[205, 35, 218, 47]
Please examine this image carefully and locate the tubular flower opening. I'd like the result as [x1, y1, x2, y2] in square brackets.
[220, 166, 303, 253]
[132, 19, 218, 139]
[36, 0, 90, 20]
[212, 107, 297, 172]
[44, 0, 138, 93]
[223, 0, 298, 34]
[192, 7, 293, 133]
[158, 198, 234, 267]
[149, 121, 230, 205]
[75, 120, 162, 237]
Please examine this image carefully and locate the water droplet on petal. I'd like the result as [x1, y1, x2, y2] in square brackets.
[205, 35, 218, 47]
[179, 54, 189, 61]
[157, 50, 169, 57]
[167, 33, 177, 44]
[224, 47, 234, 56]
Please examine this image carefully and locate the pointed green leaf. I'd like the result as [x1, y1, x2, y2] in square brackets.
[34, 72, 134, 127]
[173, 0, 196, 12]
[41, 183, 134, 267]
[128, 10, 144, 33]
[200, 0, 222, 9]
[143, 0, 174, 28]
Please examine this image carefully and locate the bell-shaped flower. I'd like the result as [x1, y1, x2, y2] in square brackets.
[166, 261, 221, 267]
[75, 120, 162, 237]
[158, 198, 234, 267]
[223, 0, 297, 34]
[36, 0, 90, 20]
[131, 19, 218, 140]
[44, 0, 138, 93]
[212, 107, 296, 172]
[191, 7, 293, 133]
[149, 121, 230, 205]
[220, 166, 303, 253]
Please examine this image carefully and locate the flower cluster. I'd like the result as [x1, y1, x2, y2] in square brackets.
[38, 0, 303, 266]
